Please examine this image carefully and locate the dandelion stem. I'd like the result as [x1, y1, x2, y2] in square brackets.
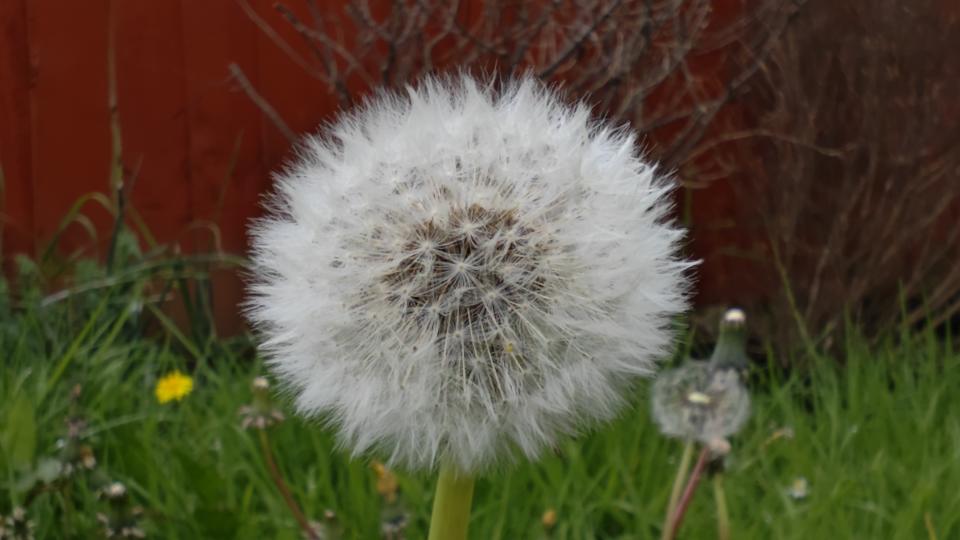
[257, 429, 318, 540]
[713, 473, 730, 540]
[667, 446, 710, 540]
[925, 512, 938, 540]
[661, 441, 695, 540]
[428, 462, 475, 540]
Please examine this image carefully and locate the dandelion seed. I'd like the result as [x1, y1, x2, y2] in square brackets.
[154, 371, 193, 404]
[247, 73, 692, 473]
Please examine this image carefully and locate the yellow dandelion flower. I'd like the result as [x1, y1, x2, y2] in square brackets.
[371, 461, 399, 503]
[155, 371, 194, 404]
[542, 508, 558, 529]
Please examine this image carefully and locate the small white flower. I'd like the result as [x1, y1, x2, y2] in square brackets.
[0, 507, 34, 540]
[787, 476, 809, 500]
[247, 74, 692, 472]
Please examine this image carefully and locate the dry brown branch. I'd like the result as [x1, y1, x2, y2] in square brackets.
[227, 63, 297, 144]
[734, 0, 960, 357]
[242, 0, 801, 173]
[239, 0, 960, 357]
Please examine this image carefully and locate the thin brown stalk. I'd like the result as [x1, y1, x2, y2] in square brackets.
[666, 446, 710, 540]
[258, 428, 318, 540]
[228, 64, 297, 144]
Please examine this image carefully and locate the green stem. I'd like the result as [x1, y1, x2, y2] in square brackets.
[713, 473, 730, 540]
[428, 463, 475, 540]
[661, 441, 695, 540]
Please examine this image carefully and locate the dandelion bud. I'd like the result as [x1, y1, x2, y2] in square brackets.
[239, 376, 285, 430]
[709, 308, 750, 375]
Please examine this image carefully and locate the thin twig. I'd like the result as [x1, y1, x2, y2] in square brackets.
[228, 63, 297, 144]
[666, 446, 710, 540]
[258, 429, 319, 540]
[106, 0, 125, 274]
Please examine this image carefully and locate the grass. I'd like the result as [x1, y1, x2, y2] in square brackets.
[1, 256, 959, 539]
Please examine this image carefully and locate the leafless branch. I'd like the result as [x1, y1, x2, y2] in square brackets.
[227, 63, 297, 144]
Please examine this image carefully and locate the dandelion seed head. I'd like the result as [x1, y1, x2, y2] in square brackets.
[652, 362, 750, 443]
[248, 73, 692, 472]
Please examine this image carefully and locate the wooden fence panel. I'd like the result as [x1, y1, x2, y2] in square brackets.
[0, 0, 34, 257]
[28, 0, 113, 255]
[115, 0, 193, 248]
[0, 0, 824, 331]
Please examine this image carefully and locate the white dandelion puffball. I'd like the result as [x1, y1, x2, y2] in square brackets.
[247, 74, 692, 472]
[651, 362, 751, 444]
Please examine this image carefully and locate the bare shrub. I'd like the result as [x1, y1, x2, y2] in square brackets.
[238, 0, 801, 170]
[737, 0, 960, 356]
[242, 0, 960, 356]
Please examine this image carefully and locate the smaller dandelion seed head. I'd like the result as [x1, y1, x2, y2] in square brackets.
[652, 362, 751, 443]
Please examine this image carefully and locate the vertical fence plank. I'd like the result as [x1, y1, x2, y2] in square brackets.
[0, 0, 36, 260]
[28, 0, 112, 257]
[114, 1, 193, 248]
[179, 0, 269, 332]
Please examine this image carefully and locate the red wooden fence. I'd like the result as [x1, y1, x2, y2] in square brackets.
[1, 0, 761, 332]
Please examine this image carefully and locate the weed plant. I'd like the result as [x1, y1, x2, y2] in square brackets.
[1, 255, 958, 539]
